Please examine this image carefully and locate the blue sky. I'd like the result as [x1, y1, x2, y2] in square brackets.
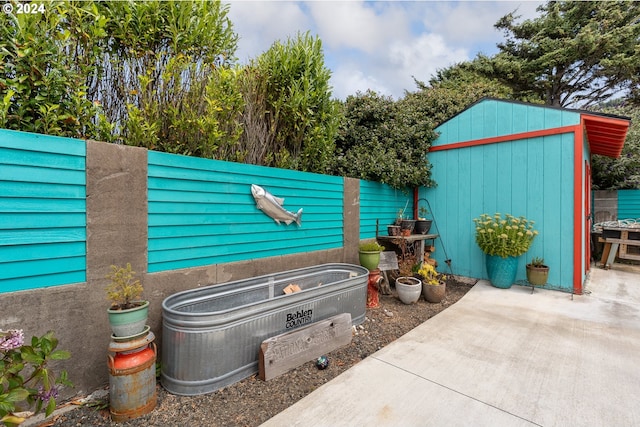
[226, 1, 544, 100]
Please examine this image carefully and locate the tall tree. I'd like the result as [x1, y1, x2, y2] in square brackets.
[332, 90, 437, 189]
[95, 0, 238, 133]
[238, 32, 341, 173]
[591, 103, 640, 190]
[412, 61, 515, 127]
[490, 1, 640, 108]
[0, 1, 105, 137]
[0, 0, 240, 153]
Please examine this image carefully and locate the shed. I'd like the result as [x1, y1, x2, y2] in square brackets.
[419, 98, 630, 293]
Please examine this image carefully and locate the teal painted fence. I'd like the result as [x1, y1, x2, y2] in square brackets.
[148, 151, 344, 272]
[359, 181, 413, 239]
[422, 99, 580, 291]
[0, 130, 86, 292]
[618, 190, 640, 219]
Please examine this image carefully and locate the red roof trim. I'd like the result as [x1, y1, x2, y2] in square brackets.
[582, 114, 630, 159]
[429, 114, 630, 159]
[429, 125, 578, 152]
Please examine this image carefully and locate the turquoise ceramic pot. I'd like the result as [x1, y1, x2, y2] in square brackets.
[486, 255, 519, 289]
[107, 300, 149, 337]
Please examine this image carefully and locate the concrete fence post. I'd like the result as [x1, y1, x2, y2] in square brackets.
[343, 178, 360, 264]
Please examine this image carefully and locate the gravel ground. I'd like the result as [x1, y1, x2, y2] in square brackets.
[46, 279, 474, 427]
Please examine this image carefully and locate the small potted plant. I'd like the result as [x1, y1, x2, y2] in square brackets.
[106, 263, 149, 338]
[358, 241, 385, 271]
[400, 213, 416, 236]
[414, 206, 432, 235]
[387, 224, 401, 236]
[526, 257, 549, 286]
[473, 213, 538, 289]
[417, 263, 446, 303]
[392, 201, 415, 236]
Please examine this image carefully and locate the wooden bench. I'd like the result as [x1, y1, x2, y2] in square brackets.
[599, 227, 640, 268]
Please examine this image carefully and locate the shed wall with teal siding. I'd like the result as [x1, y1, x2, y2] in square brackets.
[0, 130, 86, 292]
[359, 181, 412, 239]
[618, 190, 640, 219]
[421, 99, 582, 292]
[148, 151, 344, 273]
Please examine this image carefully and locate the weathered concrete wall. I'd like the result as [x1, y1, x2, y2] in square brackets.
[343, 177, 360, 265]
[86, 140, 148, 281]
[0, 140, 359, 399]
[593, 190, 618, 223]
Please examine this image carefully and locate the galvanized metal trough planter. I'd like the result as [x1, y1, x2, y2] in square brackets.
[161, 263, 368, 396]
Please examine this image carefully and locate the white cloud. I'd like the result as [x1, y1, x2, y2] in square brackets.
[226, 1, 311, 62]
[330, 65, 392, 99]
[423, 1, 544, 53]
[309, 1, 410, 53]
[383, 33, 469, 96]
[224, 1, 545, 99]
[389, 33, 468, 71]
[326, 33, 469, 100]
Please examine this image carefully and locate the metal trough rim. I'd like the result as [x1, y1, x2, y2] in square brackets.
[163, 263, 366, 312]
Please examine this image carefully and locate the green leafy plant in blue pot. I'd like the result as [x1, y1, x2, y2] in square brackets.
[473, 213, 538, 289]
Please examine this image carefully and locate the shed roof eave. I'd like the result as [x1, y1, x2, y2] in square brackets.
[582, 114, 631, 159]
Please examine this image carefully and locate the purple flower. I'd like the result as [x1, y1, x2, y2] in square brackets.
[36, 385, 60, 402]
[0, 329, 24, 351]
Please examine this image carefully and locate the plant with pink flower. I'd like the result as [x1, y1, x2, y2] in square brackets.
[0, 329, 24, 351]
[0, 330, 72, 426]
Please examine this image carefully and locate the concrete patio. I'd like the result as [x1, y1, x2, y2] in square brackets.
[261, 264, 640, 427]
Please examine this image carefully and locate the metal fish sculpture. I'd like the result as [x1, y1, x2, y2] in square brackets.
[250, 184, 303, 226]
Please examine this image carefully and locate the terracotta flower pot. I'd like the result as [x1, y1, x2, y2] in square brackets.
[422, 281, 446, 303]
[400, 219, 415, 233]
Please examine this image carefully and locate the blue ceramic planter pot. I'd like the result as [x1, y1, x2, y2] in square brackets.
[486, 255, 519, 289]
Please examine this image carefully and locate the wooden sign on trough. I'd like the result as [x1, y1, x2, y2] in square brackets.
[258, 313, 352, 381]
